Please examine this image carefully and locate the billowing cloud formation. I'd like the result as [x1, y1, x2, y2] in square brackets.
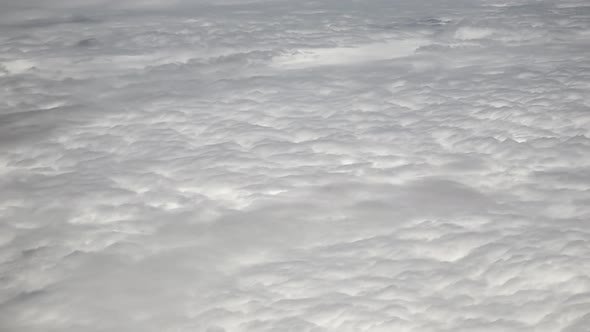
[1, 0, 590, 331]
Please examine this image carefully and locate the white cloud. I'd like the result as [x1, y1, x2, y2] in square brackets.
[271, 38, 428, 69]
[1, 0, 590, 331]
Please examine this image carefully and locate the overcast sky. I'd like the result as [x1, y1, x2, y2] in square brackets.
[1, 0, 590, 331]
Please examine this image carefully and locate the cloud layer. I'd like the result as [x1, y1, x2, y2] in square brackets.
[1, 0, 590, 331]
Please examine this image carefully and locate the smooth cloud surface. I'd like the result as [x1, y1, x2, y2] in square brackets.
[1, 0, 590, 331]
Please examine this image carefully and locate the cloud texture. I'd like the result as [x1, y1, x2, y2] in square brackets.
[1, 0, 590, 331]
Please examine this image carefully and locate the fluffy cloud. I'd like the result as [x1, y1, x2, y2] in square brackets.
[1, 0, 589, 331]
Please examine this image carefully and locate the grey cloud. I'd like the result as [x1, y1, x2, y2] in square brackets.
[1, 0, 590, 332]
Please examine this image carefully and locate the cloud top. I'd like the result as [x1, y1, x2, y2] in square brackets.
[1, 0, 589, 331]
